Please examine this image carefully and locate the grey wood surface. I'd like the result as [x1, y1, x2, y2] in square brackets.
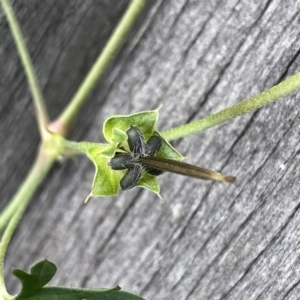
[1, 0, 300, 299]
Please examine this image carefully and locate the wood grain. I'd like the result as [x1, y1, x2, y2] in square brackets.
[1, 0, 300, 299]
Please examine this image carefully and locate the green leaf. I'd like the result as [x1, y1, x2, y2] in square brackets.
[103, 110, 159, 144]
[15, 286, 145, 300]
[12, 260, 56, 296]
[13, 260, 145, 300]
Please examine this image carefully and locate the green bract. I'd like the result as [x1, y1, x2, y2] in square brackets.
[78, 109, 183, 199]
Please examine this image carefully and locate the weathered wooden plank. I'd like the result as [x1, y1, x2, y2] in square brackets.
[2, 0, 300, 299]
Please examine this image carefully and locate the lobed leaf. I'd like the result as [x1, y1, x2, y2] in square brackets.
[13, 260, 145, 300]
[12, 260, 56, 297]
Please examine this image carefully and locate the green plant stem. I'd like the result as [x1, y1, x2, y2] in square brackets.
[0, 147, 54, 298]
[162, 72, 300, 141]
[0, 209, 25, 299]
[57, 0, 148, 133]
[0, 0, 49, 140]
[0, 147, 55, 233]
[0, 0, 149, 229]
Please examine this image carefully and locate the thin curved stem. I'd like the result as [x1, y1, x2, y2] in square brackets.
[0, 147, 54, 298]
[57, 0, 148, 133]
[0, 0, 49, 140]
[0, 147, 55, 232]
[162, 72, 300, 141]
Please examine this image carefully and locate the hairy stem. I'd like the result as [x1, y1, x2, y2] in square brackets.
[57, 0, 148, 133]
[162, 72, 300, 141]
[0, 0, 49, 140]
[0, 147, 55, 232]
[0, 147, 54, 297]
